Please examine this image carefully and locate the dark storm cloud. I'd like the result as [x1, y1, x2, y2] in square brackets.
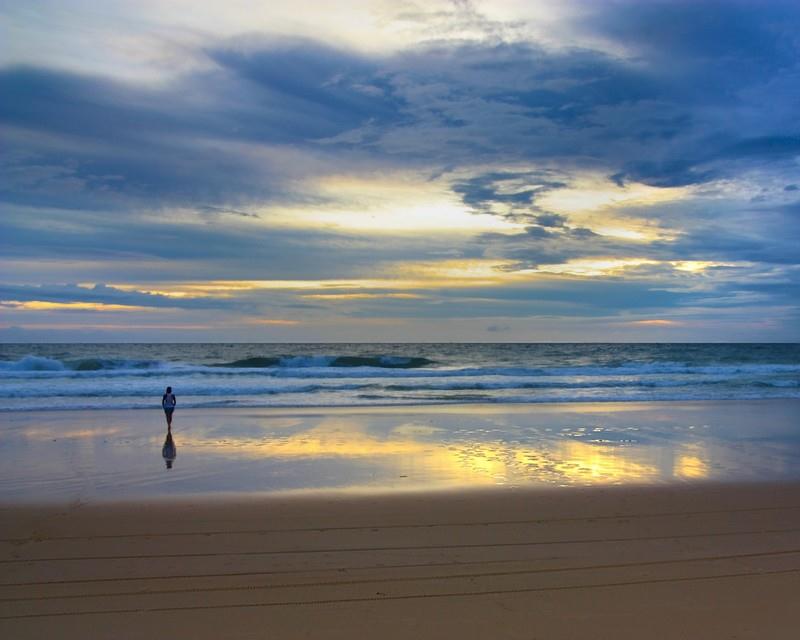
[576, 0, 800, 187]
[534, 214, 567, 228]
[470, 225, 618, 272]
[381, 1, 799, 190]
[657, 200, 800, 266]
[0, 67, 255, 209]
[585, 0, 798, 70]
[207, 44, 403, 142]
[1, 0, 799, 338]
[722, 136, 800, 160]
[3, 2, 798, 213]
[0, 282, 346, 317]
[0, 41, 403, 210]
[3, 1, 796, 212]
[451, 171, 566, 222]
[0, 283, 229, 311]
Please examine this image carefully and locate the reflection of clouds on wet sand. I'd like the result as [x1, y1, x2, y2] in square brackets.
[20, 427, 123, 440]
[176, 415, 673, 487]
[2, 401, 799, 501]
[673, 444, 710, 480]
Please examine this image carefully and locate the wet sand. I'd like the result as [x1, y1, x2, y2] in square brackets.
[2, 400, 799, 501]
[2, 482, 800, 638]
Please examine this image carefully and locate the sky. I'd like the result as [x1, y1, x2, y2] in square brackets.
[1, 0, 799, 342]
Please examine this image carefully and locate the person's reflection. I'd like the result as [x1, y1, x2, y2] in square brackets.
[162, 425, 177, 469]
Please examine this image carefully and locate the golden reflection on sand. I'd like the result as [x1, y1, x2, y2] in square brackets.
[177, 417, 668, 486]
[674, 444, 710, 479]
[549, 441, 660, 483]
[185, 419, 435, 457]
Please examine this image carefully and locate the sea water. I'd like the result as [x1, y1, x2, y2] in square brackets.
[1, 343, 798, 412]
[1, 344, 799, 499]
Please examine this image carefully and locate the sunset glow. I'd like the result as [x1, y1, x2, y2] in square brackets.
[1, 0, 797, 341]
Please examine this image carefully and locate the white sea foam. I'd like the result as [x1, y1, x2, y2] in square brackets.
[1, 345, 798, 411]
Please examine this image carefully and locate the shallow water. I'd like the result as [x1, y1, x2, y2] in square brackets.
[1, 400, 798, 502]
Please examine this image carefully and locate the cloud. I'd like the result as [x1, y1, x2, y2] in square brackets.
[2, 0, 799, 339]
[0, 283, 233, 311]
[452, 170, 567, 223]
[207, 42, 403, 140]
[583, 0, 798, 70]
[4, 2, 799, 209]
[486, 323, 510, 333]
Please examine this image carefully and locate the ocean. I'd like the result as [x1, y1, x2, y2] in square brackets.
[1, 343, 798, 412]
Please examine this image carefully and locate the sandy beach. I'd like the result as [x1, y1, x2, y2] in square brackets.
[1, 400, 799, 637]
[5, 0, 800, 631]
[2, 400, 799, 502]
[2, 482, 800, 638]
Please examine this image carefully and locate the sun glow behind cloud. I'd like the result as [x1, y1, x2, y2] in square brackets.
[258, 174, 525, 234]
[629, 319, 682, 327]
[539, 177, 690, 215]
[538, 177, 688, 242]
[105, 256, 735, 301]
[303, 293, 425, 301]
[2, 0, 799, 341]
[0, 301, 151, 312]
[531, 258, 658, 277]
[172, 416, 668, 486]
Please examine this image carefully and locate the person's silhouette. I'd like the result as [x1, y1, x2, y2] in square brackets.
[162, 425, 177, 469]
[162, 386, 176, 427]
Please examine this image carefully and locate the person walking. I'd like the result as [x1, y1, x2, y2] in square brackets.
[162, 386, 177, 427]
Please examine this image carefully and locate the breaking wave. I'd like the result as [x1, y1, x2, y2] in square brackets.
[0, 354, 435, 374]
[212, 355, 435, 369]
[1, 344, 798, 411]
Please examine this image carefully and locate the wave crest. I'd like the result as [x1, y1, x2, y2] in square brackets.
[213, 355, 435, 369]
[0, 356, 162, 372]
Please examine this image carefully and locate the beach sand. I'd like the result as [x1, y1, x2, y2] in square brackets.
[2, 400, 799, 502]
[2, 482, 800, 638]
